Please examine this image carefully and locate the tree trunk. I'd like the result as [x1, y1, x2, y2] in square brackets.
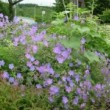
[70, 0, 85, 7]
[9, 4, 14, 21]
[79, 0, 85, 7]
[8, 0, 23, 21]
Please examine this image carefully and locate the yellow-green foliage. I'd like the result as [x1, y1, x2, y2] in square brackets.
[0, 80, 50, 110]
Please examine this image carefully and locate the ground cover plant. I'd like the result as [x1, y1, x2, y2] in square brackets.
[0, 8, 110, 110]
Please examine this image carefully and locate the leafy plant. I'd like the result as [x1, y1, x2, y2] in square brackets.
[0, 12, 110, 110]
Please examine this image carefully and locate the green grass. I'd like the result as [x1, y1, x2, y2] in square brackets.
[16, 5, 55, 23]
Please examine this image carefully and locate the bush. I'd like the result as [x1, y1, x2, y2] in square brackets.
[0, 13, 110, 109]
[100, 9, 110, 23]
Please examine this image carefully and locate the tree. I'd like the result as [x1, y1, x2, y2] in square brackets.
[54, 0, 70, 12]
[94, 0, 110, 14]
[85, 0, 110, 15]
[0, 1, 9, 16]
[54, 0, 85, 12]
[8, 0, 23, 20]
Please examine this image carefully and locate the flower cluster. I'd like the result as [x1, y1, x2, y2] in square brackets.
[0, 13, 110, 109]
[53, 43, 71, 63]
[2, 71, 23, 85]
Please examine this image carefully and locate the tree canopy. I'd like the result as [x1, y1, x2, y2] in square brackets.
[0, 1, 9, 16]
[55, 0, 110, 14]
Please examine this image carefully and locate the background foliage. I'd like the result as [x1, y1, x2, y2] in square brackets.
[0, 1, 9, 16]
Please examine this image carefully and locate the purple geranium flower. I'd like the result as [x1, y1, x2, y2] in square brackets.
[75, 74, 80, 82]
[69, 81, 74, 87]
[29, 66, 35, 71]
[82, 93, 88, 101]
[54, 73, 60, 78]
[33, 60, 39, 65]
[2, 71, 9, 79]
[16, 73, 22, 79]
[43, 40, 48, 47]
[26, 61, 32, 67]
[37, 63, 54, 75]
[94, 84, 102, 91]
[69, 63, 74, 67]
[73, 96, 79, 105]
[49, 86, 59, 95]
[32, 45, 38, 53]
[65, 86, 72, 93]
[0, 60, 5, 67]
[68, 70, 75, 76]
[0, 13, 3, 18]
[46, 78, 53, 85]
[62, 96, 68, 104]
[30, 56, 35, 62]
[36, 84, 42, 89]
[85, 69, 90, 75]
[25, 53, 31, 59]
[66, 76, 71, 82]
[62, 76, 67, 82]
[80, 103, 86, 109]
[81, 38, 86, 44]
[13, 16, 19, 24]
[53, 46, 61, 54]
[77, 60, 82, 66]
[9, 77, 15, 83]
[13, 41, 18, 46]
[61, 50, 69, 59]
[13, 80, 19, 86]
[0, 22, 4, 27]
[74, 15, 79, 21]
[77, 88, 82, 95]
[56, 54, 65, 64]
[9, 64, 14, 70]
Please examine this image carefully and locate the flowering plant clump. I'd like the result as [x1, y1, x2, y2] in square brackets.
[0, 13, 110, 109]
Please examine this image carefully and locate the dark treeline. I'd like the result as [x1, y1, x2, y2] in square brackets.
[18, 3, 39, 7]
[55, 0, 110, 15]
[18, 3, 54, 9]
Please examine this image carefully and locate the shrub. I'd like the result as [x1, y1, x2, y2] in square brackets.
[100, 9, 110, 23]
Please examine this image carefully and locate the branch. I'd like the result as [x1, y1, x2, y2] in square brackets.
[12, 0, 23, 5]
[8, 0, 13, 4]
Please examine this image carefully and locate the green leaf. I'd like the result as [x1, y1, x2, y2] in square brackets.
[78, 27, 90, 34]
[90, 32, 101, 38]
[84, 51, 99, 63]
[105, 39, 110, 45]
[51, 19, 64, 25]
[61, 37, 80, 49]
